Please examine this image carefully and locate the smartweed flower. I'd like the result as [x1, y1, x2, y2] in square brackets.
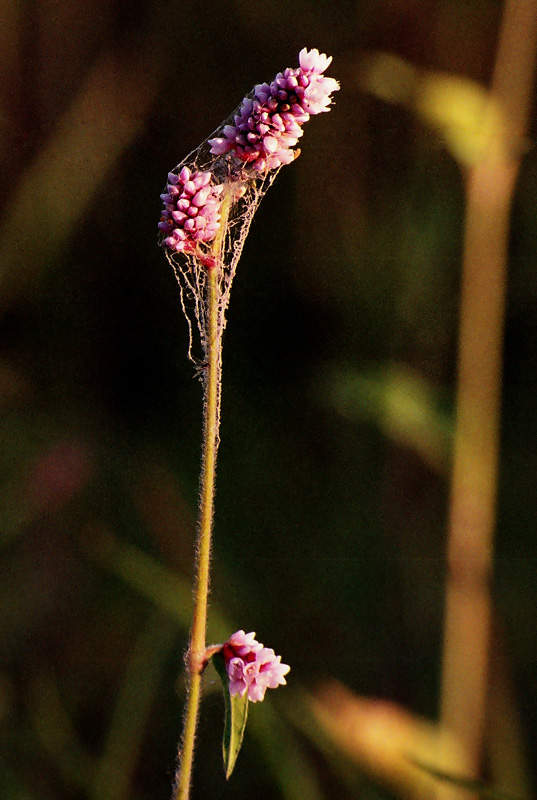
[208, 47, 340, 172]
[222, 630, 290, 703]
[163, 48, 337, 796]
[158, 166, 223, 257]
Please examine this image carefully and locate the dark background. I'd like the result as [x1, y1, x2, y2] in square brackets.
[1, 1, 536, 798]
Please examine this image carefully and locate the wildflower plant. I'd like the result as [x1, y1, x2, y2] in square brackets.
[159, 48, 338, 800]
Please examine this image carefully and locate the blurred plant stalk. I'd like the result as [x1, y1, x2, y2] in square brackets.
[438, 0, 537, 795]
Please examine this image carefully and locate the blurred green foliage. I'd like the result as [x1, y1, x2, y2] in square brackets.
[1, 0, 536, 798]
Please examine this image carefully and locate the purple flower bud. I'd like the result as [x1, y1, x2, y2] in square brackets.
[158, 168, 223, 256]
[221, 630, 290, 703]
[208, 48, 339, 173]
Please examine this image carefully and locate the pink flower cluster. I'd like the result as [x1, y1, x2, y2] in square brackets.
[209, 47, 340, 172]
[222, 630, 290, 703]
[158, 166, 223, 254]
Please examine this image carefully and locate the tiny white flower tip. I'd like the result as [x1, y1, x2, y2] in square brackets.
[263, 135, 279, 153]
[299, 47, 333, 75]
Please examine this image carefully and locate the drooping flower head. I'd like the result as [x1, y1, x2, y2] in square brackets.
[208, 47, 340, 172]
[221, 630, 290, 703]
[158, 166, 223, 258]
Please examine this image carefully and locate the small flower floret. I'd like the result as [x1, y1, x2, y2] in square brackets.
[222, 630, 290, 703]
[158, 166, 223, 253]
[208, 47, 339, 172]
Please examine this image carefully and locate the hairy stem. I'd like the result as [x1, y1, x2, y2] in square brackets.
[172, 190, 233, 800]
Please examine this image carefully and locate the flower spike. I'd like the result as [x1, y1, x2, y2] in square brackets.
[158, 166, 223, 255]
[208, 47, 339, 172]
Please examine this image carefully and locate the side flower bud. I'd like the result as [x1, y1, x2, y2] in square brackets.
[158, 166, 223, 255]
[221, 630, 290, 703]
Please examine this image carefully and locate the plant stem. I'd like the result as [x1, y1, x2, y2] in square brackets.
[190, 264, 221, 676]
[172, 190, 233, 800]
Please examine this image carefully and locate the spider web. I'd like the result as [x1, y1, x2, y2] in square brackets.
[163, 114, 282, 368]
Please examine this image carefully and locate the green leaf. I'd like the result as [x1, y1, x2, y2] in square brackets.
[212, 651, 249, 779]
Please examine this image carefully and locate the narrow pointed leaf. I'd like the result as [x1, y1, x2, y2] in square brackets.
[212, 651, 249, 778]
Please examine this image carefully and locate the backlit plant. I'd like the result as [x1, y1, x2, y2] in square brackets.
[158, 48, 339, 800]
